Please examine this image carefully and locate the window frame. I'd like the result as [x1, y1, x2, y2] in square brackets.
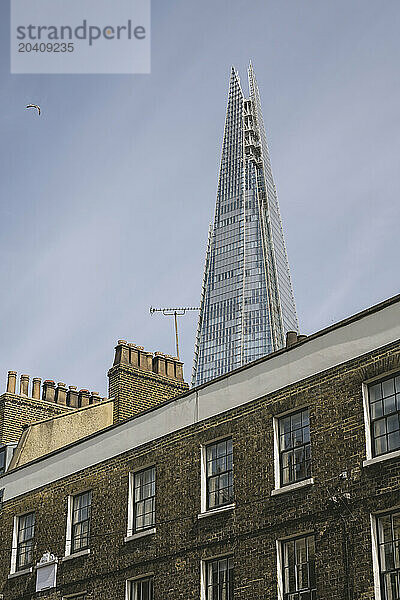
[10, 511, 35, 574]
[65, 490, 92, 557]
[133, 467, 156, 535]
[371, 509, 400, 600]
[201, 554, 234, 600]
[201, 437, 234, 513]
[0, 446, 6, 475]
[273, 407, 312, 491]
[363, 371, 400, 464]
[126, 466, 156, 540]
[126, 574, 154, 600]
[277, 532, 317, 600]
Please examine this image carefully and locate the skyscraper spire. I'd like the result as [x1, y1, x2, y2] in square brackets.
[192, 64, 298, 386]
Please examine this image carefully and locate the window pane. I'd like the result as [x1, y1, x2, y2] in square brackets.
[370, 383, 382, 402]
[371, 401, 383, 419]
[383, 379, 395, 397]
[383, 396, 396, 415]
[375, 436, 388, 455]
[388, 431, 400, 452]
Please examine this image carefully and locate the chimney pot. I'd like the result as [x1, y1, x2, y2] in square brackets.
[175, 361, 184, 381]
[7, 371, 17, 393]
[286, 331, 298, 348]
[79, 389, 90, 408]
[129, 345, 139, 368]
[166, 359, 176, 379]
[90, 391, 101, 404]
[129, 344, 144, 351]
[67, 386, 79, 408]
[42, 380, 56, 402]
[153, 354, 167, 376]
[55, 382, 67, 405]
[137, 350, 153, 371]
[32, 377, 41, 399]
[114, 340, 130, 366]
[19, 374, 29, 396]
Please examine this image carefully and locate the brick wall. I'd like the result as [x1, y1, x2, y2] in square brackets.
[0, 341, 399, 599]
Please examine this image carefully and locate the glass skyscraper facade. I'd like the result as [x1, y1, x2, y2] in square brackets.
[192, 64, 298, 386]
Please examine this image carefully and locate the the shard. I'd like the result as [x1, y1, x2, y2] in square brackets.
[192, 64, 299, 386]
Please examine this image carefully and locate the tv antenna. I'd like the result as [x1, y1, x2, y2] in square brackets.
[149, 306, 199, 361]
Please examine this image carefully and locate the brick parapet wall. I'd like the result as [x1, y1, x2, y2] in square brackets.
[0, 341, 399, 599]
[0, 393, 72, 445]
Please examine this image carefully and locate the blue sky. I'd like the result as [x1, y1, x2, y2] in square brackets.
[0, 0, 399, 395]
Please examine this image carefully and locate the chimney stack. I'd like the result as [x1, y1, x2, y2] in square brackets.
[7, 371, 17, 394]
[109, 340, 188, 423]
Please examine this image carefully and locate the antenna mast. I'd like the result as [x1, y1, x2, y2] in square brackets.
[149, 306, 199, 361]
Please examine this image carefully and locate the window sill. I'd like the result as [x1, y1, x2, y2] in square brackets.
[363, 449, 400, 467]
[271, 478, 314, 496]
[62, 548, 90, 562]
[8, 567, 32, 579]
[197, 503, 235, 519]
[124, 527, 156, 542]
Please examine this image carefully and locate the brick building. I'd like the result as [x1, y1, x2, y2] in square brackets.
[0, 295, 400, 600]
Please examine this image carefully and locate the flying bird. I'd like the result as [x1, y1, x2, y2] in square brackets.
[26, 104, 41, 116]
